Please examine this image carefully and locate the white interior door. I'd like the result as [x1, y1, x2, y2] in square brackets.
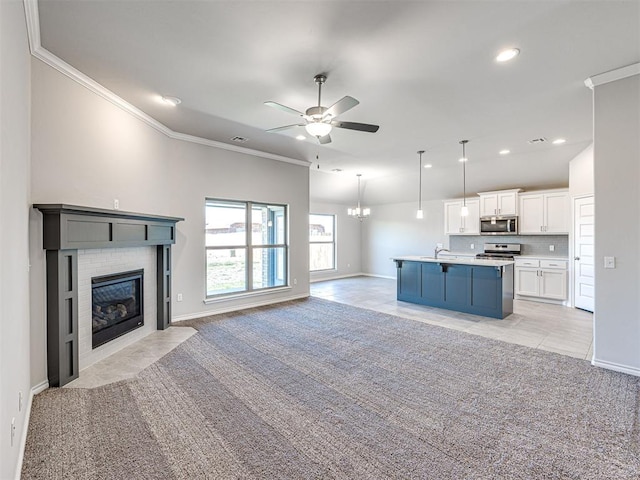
[573, 195, 595, 312]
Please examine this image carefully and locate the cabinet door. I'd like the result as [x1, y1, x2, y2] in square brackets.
[544, 193, 569, 233]
[397, 261, 421, 299]
[462, 199, 480, 234]
[480, 194, 498, 216]
[444, 201, 463, 234]
[443, 264, 470, 307]
[515, 268, 540, 296]
[519, 194, 545, 234]
[539, 269, 567, 300]
[421, 262, 444, 303]
[497, 192, 518, 215]
[470, 266, 500, 311]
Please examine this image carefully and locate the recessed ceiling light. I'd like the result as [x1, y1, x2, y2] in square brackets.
[160, 96, 181, 106]
[496, 48, 520, 62]
[499, 149, 511, 155]
[296, 135, 306, 141]
[423, 164, 433, 169]
[552, 138, 566, 145]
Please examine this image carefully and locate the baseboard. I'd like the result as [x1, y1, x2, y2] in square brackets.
[15, 380, 49, 479]
[310, 272, 364, 283]
[172, 293, 310, 323]
[361, 273, 396, 280]
[592, 358, 640, 377]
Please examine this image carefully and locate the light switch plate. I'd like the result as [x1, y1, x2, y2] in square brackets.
[604, 256, 616, 269]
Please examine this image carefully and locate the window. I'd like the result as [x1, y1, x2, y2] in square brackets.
[206, 199, 287, 297]
[309, 214, 335, 271]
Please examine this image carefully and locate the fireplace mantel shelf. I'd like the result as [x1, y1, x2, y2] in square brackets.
[35, 203, 183, 387]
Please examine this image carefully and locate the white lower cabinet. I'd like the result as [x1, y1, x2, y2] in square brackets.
[515, 258, 567, 301]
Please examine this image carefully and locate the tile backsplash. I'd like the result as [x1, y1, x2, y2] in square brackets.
[449, 235, 569, 257]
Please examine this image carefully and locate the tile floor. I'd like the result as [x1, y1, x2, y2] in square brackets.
[66, 275, 593, 388]
[311, 276, 594, 361]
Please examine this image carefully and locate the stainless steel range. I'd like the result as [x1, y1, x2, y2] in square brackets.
[476, 243, 521, 260]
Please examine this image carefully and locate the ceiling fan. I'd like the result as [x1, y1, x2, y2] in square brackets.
[264, 74, 379, 144]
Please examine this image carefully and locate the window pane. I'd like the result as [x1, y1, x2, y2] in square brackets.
[252, 204, 286, 246]
[310, 243, 335, 271]
[309, 214, 334, 242]
[206, 248, 246, 295]
[252, 247, 286, 289]
[206, 201, 246, 247]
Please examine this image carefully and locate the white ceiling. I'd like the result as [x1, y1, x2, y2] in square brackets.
[36, 0, 640, 205]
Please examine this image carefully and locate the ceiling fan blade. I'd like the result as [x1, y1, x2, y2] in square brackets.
[318, 134, 332, 144]
[266, 124, 304, 133]
[323, 96, 359, 118]
[264, 101, 305, 117]
[331, 120, 379, 133]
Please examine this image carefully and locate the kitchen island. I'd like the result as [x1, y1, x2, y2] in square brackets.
[392, 256, 514, 319]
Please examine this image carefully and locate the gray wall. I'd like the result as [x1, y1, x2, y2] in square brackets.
[0, 1, 32, 477]
[29, 59, 310, 387]
[361, 199, 447, 278]
[309, 201, 362, 281]
[593, 72, 640, 375]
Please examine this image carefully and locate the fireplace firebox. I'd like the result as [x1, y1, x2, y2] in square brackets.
[92, 269, 144, 348]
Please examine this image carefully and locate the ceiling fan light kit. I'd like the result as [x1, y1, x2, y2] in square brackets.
[265, 74, 379, 144]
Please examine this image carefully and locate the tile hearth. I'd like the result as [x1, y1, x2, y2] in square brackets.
[64, 326, 196, 389]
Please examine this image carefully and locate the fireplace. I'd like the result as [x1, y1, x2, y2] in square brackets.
[92, 269, 144, 348]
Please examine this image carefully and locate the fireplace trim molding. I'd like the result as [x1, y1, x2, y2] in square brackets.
[34, 204, 184, 387]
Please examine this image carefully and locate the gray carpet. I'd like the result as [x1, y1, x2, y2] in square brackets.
[22, 297, 640, 479]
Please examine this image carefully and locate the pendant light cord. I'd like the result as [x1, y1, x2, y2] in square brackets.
[418, 150, 424, 211]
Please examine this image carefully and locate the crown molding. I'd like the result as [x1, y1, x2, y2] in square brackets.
[584, 63, 640, 90]
[22, 0, 310, 168]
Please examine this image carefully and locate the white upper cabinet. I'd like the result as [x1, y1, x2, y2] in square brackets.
[518, 190, 570, 234]
[444, 199, 479, 235]
[478, 189, 521, 217]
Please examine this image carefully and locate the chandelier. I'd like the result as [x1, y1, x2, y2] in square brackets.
[347, 174, 370, 220]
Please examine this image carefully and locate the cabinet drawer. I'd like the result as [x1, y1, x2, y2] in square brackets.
[540, 260, 567, 270]
[515, 259, 540, 268]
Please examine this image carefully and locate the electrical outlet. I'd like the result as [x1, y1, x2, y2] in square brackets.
[113, 199, 120, 210]
[470, 243, 475, 250]
[604, 256, 616, 269]
[293, 278, 298, 285]
[10, 418, 15, 446]
[177, 293, 183, 302]
[549, 245, 555, 252]
[347, 263, 351, 268]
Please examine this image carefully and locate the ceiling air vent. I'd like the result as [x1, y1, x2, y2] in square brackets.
[527, 137, 547, 144]
[231, 136, 248, 143]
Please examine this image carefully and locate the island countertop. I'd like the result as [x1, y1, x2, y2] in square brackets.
[391, 255, 514, 268]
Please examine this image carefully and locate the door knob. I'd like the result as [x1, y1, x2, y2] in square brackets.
[574, 256, 580, 260]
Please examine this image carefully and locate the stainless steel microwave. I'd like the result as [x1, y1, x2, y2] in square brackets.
[480, 216, 518, 235]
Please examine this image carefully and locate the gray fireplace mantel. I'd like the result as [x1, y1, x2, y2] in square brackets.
[35, 204, 184, 387]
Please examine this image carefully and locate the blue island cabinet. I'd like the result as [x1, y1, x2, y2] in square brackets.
[395, 260, 514, 319]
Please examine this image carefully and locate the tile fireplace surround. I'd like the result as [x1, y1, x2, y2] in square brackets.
[34, 204, 184, 387]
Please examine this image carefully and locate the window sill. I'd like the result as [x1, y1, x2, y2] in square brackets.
[203, 285, 293, 305]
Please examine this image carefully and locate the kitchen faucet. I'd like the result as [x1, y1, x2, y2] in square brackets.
[434, 246, 449, 259]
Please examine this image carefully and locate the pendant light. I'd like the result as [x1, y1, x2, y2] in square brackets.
[416, 150, 425, 219]
[459, 140, 469, 217]
[347, 174, 370, 220]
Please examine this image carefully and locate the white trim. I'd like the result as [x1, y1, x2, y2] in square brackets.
[310, 272, 364, 283]
[172, 293, 310, 322]
[362, 273, 396, 280]
[584, 63, 640, 89]
[591, 358, 640, 377]
[22, 0, 310, 169]
[203, 285, 292, 305]
[15, 380, 49, 480]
